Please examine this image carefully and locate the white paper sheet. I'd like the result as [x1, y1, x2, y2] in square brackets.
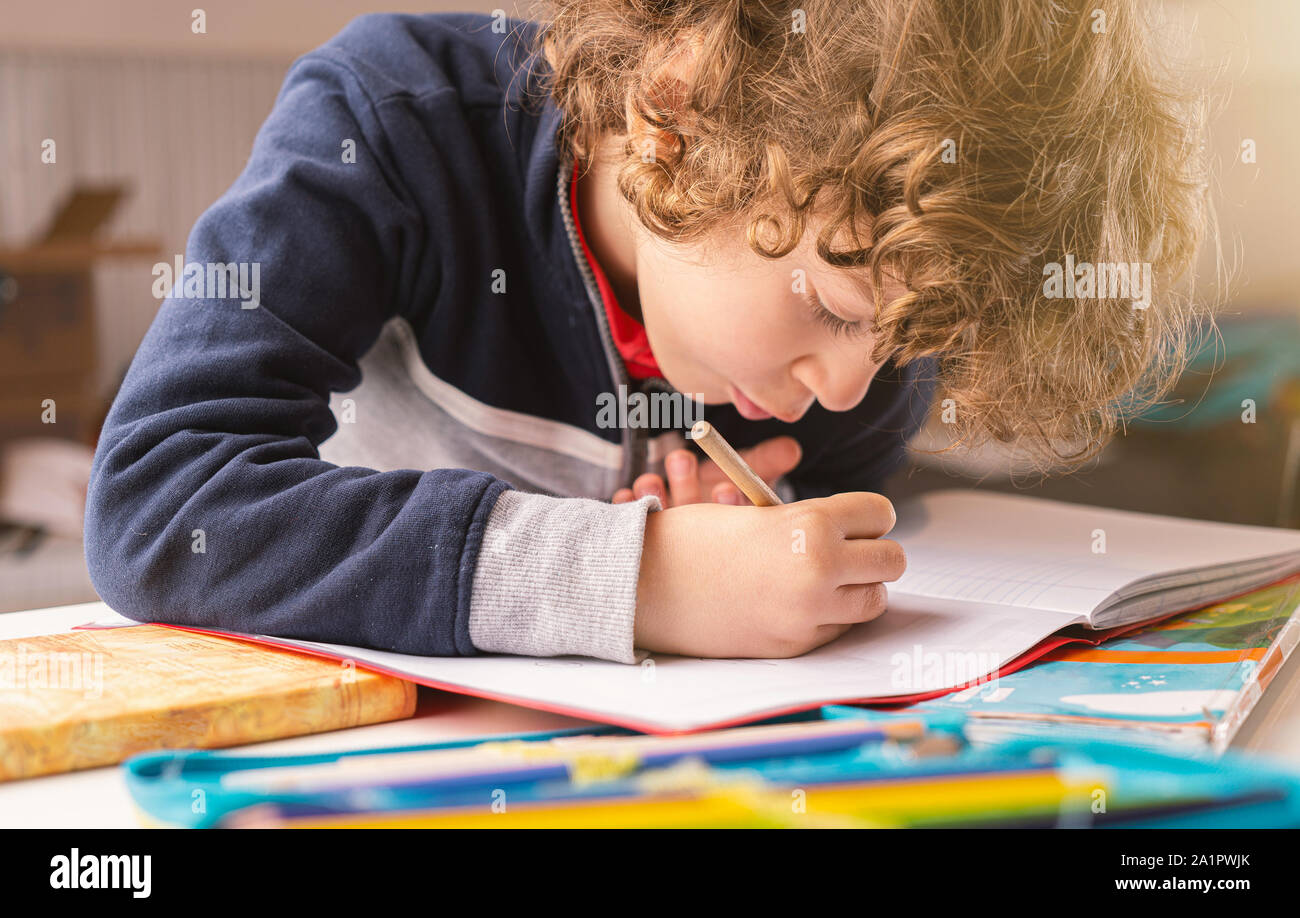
[85, 490, 1300, 733]
[215, 593, 1082, 732]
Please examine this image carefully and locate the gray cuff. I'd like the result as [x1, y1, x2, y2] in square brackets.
[468, 490, 660, 663]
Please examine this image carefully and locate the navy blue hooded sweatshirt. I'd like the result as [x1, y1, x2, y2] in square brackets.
[84, 12, 936, 663]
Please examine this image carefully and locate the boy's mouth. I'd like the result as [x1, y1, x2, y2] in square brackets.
[729, 384, 774, 421]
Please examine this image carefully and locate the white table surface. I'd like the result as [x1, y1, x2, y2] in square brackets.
[3, 600, 1300, 828]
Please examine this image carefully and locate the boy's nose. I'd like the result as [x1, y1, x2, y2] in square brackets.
[790, 354, 875, 413]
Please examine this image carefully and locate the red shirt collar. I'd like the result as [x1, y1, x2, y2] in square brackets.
[570, 159, 663, 380]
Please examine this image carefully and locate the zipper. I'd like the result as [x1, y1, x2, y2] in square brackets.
[556, 153, 649, 485]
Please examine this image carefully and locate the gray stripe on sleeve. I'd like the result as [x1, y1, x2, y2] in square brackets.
[468, 490, 661, 663]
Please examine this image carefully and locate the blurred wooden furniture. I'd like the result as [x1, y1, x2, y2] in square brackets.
[0, 185, 161, 447]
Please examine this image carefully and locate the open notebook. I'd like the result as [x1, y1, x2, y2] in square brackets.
[111, 490, 1300, 734]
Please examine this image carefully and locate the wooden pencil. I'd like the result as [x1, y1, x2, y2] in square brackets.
[689, 420, 784, 506]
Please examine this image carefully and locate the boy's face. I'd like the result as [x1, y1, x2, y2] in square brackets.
[631, 218, 900, 423]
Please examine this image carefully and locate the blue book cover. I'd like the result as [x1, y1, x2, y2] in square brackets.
[876, 576, 1300, 753]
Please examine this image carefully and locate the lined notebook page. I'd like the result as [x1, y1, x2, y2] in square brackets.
[889, 491, 1300, 620]
[891, 546, 1138, 614]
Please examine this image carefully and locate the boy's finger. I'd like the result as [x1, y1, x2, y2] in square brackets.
[741, 436, 801, 482]
[835, 538, 907, 585]
[711, 482, 744, 505]
[804, 491, 897, 539]
[612, 488, 635, 504]
[812, 622, 856, 645]
[698, 436, 802, 488]
[824, 583, 889, 624]
[633, 473, 667, 504]
[664, 449, 700, 505]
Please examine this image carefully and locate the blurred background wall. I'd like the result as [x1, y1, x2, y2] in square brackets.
[0, 1, 1296, 612]
[0, 1, 534, 402]
[1, 0, 1296, 394]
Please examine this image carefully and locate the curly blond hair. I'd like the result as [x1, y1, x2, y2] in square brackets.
[531, 0, 1216, 469]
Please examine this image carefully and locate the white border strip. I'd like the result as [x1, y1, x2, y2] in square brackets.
[389, 318, 627, 471]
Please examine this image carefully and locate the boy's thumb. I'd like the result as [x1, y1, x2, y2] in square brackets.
[743, 436, 802, 481]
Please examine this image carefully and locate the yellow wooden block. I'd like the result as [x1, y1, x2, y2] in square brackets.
[0, 625, 417, 781]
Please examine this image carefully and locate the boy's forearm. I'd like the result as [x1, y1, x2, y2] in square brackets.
[468, 491, 660, 663]
[85, 389, 512, 655]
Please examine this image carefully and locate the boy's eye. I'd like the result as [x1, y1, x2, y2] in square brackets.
[804, 290, 864, 338]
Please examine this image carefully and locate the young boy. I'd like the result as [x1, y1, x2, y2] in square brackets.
[84, 2, 1208, 664]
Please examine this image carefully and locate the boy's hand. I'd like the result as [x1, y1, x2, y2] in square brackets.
[634, 492, 904, 658]
[612, 436, 800, 507]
